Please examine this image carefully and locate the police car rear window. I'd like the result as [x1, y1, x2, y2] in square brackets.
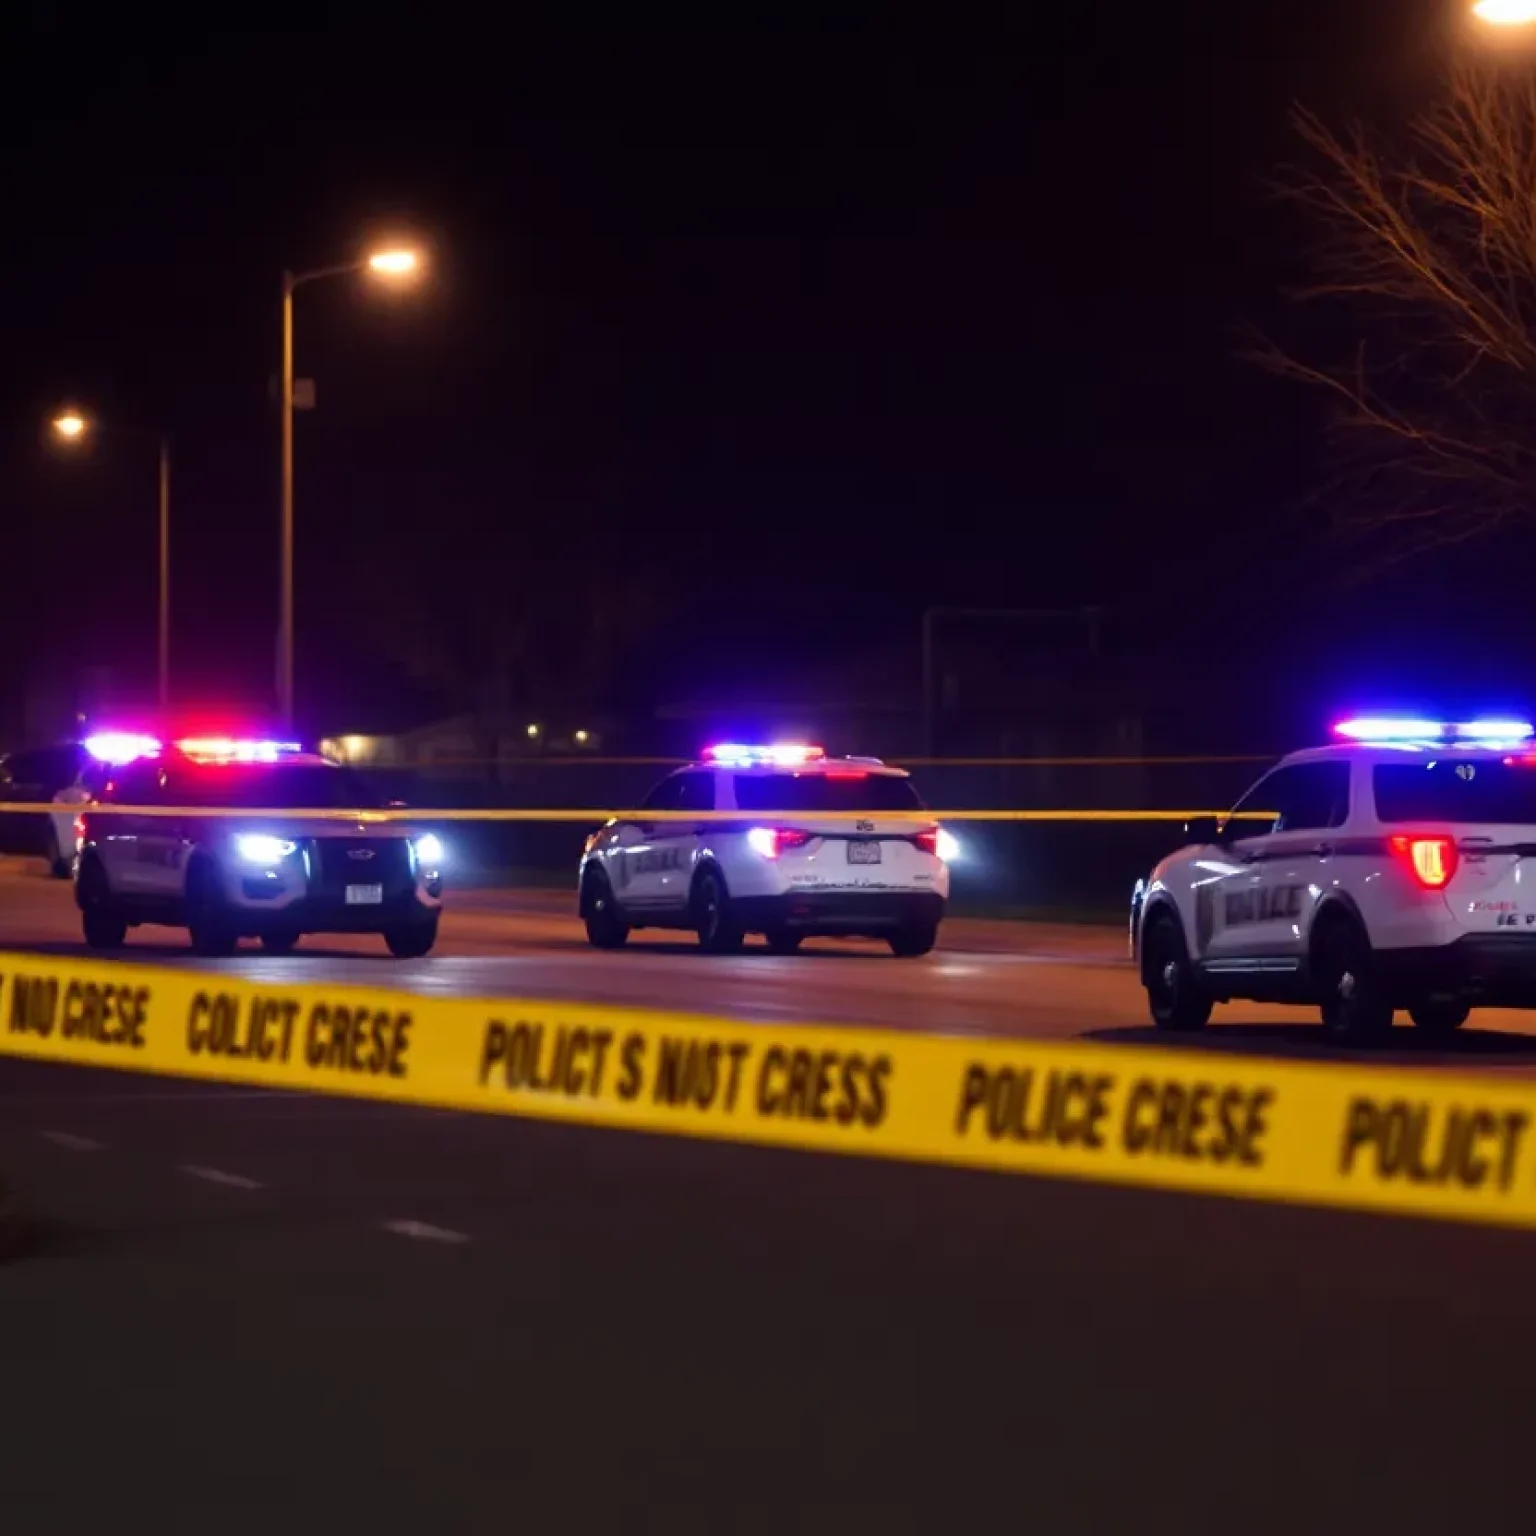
[731, 771, 924, 813]
[1373, 762, 1536, 825]
[178, 765, 379, 810]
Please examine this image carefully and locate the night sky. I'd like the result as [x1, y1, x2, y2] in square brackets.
[0, 1, 1522, 740]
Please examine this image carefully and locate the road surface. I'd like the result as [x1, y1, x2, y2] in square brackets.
[4, 858, 1536, 1532]
[1, 859, 1536, 1069]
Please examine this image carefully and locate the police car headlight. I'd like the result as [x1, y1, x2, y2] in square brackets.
[413, 833, 444, 867]
[936, 829, 961, 863]
[234, 834, 295, 866]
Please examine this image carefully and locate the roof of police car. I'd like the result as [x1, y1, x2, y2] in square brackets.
[1278, 741, 1525, 767]
[683, 755, 910, 777]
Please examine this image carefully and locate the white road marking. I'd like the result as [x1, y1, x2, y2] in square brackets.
[178, 1164, 265, 1191]
[41, 1130, 104, 1152]
[380, 1219, 471, 1244]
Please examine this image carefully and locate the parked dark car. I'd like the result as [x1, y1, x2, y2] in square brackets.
[0, 742, 94, 865]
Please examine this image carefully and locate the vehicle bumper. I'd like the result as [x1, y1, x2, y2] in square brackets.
[1377, 934, 1536, 1008]
[730, 890, 945, 937]
[232, 891, 440, 937]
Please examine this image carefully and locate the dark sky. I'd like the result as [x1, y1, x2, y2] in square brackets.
[0, 1, 1512, 737]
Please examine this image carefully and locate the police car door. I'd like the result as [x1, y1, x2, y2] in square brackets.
[613, 774, 687, 912]
[1201, 762, 1349, 976]
[93, 759, 165, 896]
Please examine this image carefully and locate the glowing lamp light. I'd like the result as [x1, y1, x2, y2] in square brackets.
[367, 248, 419, 276]
[1473, 1, 1536, 26]
[52, 413, 88, 440]
[233, 834, 296, 866]
[83, 732, 161, 763]
[413, 833, 444, 867]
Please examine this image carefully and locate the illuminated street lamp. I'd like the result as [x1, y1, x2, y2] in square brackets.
[1473, 1, 1536, 23]
[51, 410, 172, 710]
[278, 243, 423, 728]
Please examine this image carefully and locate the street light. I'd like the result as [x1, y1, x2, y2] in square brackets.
[278, 243, 423, 728]
[1473, 1, 1536, 23]
[51, 410, 172, 711]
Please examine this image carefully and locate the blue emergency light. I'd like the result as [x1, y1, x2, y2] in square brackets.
[1333, 717, 1534, 746]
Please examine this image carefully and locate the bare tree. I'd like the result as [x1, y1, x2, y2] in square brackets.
[1259, 60, 1536, 571]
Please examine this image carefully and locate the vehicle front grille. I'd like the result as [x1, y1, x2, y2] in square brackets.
[311, 837, 414, 897]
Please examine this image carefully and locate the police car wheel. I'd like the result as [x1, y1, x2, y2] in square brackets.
[384, 917, 439, 959]
[261, 929, 301, 955]
[764, 928, 804, 954]
[78, 858, 127, 950]
[1407, 999, 1470, 1035]
[1314, 916, 1393, 1043]
[693, 869, 744, 954]
[888, 922, 938, 958]
[186, 861, 239, 958]
[582, 873, 630, 949]
[1143, 913, 1212, 1031]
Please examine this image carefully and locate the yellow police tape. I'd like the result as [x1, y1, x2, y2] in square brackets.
[0, 803, 1276, 824]
[2, 948, 1534, 1233]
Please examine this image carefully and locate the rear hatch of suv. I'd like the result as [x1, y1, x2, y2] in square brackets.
[1373, 757, 1536, 935]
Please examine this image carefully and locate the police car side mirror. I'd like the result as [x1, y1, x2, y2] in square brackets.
[1184, 815, 1223, 846]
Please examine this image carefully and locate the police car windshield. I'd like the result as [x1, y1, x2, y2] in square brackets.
[1374, 761, 1536, 824]
[181, 764, 379, 810]
[732, 771, 924, 813]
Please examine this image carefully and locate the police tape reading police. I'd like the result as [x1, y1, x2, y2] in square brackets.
[954, 1062, 1274, 1168]
[11, 949, 1536, 1235]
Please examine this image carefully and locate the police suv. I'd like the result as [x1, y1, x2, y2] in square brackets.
[75, 738, 444, 957]
[1130, 718, 1536, 1042]
[578, 743, 954, 955]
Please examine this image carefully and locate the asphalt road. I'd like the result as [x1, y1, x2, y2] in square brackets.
[2, 859, 1536, 1069]
[5, 859, 1536, 1532]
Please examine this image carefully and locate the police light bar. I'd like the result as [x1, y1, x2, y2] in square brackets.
[174, 737, 304, 763]
[82, 732, 161, 763]
[1333, 717, 1535, 745]
[702, 742, 826, 767]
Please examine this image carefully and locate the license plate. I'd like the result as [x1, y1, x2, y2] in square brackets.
[846, 840, 882, 865]
[345, 884, 384, 905]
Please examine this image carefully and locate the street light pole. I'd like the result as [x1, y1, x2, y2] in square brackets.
[279, 270, 295, 730]
[51, 412, 173, 713]
[276, 247, 422, 732]
[158, 435, 171, 711]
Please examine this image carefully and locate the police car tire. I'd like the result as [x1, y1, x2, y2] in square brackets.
[1143, 912, 1212, 1032]
[764, 928, 804, 954]
[186, 860, 239, 958]
[1314, 915, 1394, 1043]
[384, 917, 438, 959]
[1407, 999, 1471, 1035]
[78, 858, 127, 950]
[693, 868, 744, 954]
[582, 873, 630, 949]
[888, 922, 938, 958]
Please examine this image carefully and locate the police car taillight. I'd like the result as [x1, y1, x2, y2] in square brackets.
[913, 827, 939, 855]
[747, 827, 814, 859]
[1389, 834, 1458, 890]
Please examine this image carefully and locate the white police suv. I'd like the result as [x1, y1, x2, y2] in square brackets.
[1130, 717, 1536, 1043]
[578, 743, 954, 955]
[75, 737, 444, 957]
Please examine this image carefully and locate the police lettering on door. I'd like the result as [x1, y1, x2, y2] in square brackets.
[1224, 885, 1303, 925]
[630, 846, 685, 876]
